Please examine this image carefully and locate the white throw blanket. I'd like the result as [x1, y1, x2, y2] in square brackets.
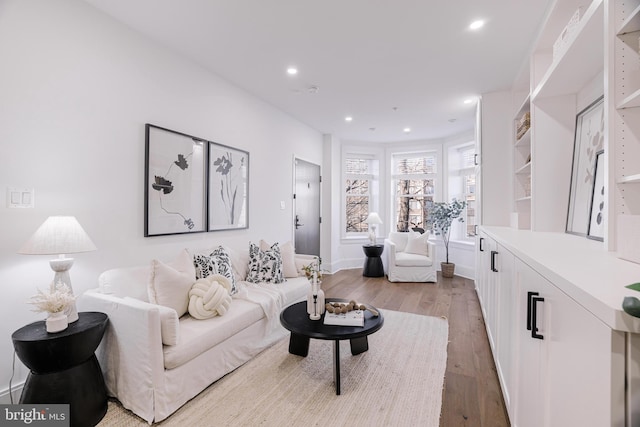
[233, 281, 286, 321]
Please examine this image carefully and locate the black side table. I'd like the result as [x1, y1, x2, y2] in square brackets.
[12, 312, 109, 427]
[362, 244, 384, 277]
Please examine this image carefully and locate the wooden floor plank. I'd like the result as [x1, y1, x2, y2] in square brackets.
[320, 269, 510, 427]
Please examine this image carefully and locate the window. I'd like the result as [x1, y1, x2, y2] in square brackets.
[392, 152, 437, 232]
[344, 156, 379, 235]
[448, 143, 476, 238]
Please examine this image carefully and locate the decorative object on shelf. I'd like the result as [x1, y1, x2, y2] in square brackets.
[303, 259, 325, 320]
[28, 282, 75, 333]
[553, 7, 582, 61]
[430, 198, 467, 278]
[364, 212, 383, 244]
[208, 141, 249, 231]
[516, 111, 531, 140]
[19, 216, 97, 323]
[587, 150, 605, 241]
[567, 96, 604, 237]
[145, 124, 207, 236]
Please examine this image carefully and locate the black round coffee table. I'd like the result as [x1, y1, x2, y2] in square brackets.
[280, 299, 384, 395]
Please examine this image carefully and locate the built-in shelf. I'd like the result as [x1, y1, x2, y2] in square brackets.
[515, 162, 532, 174]
[618, 3, 640, 35]
[516, 196, 532, 202]
[618, 174, 640, 184]
[515, 129, 531, 147]
[617, 88, 640, 109]
[532, 0, 604, 101]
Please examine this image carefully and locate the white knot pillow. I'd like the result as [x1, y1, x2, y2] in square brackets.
[188, 274, 233, 320]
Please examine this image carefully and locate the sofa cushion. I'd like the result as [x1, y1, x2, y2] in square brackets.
[163, 299, 264, 369]
[148, 249, 196, 317]
[193, 246, 237, 294]
[247, 242, 284, 284]
[395, 251, 433, 267]
[405, 230, 429, 256]
[260, 240, 298, 278]
[188, 274, 233, 320]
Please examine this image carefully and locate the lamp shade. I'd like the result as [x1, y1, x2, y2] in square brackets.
[364, 212, 383, 225]
[18, 216, 97, 255]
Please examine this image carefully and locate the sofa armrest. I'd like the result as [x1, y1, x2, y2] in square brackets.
[78, 290, 165, 424]
[383, 239, 397, 273]
[427, 240, 436, 261]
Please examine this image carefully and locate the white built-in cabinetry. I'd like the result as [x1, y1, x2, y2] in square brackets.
[477, 227, 630, 427]
[476, 0, 640, 425]
[610, 0, 640, 251]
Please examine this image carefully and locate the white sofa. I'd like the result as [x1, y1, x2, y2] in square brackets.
[383, 231, 437, 282]
[79, 247, 315, 424]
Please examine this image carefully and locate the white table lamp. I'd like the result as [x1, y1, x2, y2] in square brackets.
[364, 212, 383, 245]
[19, 216, 97, 322]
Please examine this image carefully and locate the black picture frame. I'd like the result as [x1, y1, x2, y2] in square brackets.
[566, 96, 605, 237]
[587, 150, 605, 241]
[208, 141, 249, 231]
[144, 124, 208, 237]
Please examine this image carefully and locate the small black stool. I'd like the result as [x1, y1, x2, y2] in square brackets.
[362, 244, 384, 277]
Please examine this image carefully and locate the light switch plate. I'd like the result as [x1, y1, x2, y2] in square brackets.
[280, 201, 286, 210]
[7, 187, 34, 208]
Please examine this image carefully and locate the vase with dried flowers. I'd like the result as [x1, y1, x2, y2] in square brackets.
[29, 282, 76, 333]
[302, 258, 325, 320]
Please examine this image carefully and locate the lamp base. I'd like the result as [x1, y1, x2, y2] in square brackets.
[49, 257, 79, 323]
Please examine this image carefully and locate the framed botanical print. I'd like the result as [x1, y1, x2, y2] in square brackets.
[208, 142, 249, 231]
[145, 124, 207, 236]
[587, 150, 605, 241]
[566, 96, 604, 237]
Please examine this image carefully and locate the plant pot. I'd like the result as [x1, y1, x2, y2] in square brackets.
[441, 262, 455, 278]
[46, 311, 68, 333]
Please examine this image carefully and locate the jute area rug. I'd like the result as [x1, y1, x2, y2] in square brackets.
[99, 309, 449, 427]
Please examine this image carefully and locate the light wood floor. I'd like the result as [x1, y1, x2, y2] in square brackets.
[320, 269, 510, 427]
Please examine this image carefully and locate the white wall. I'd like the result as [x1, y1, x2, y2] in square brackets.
[0, 0, 322, 400]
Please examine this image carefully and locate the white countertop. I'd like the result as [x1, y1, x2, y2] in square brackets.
[482, 226, 640, 333]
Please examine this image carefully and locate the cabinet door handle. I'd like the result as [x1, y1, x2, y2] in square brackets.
[474, 153, 478, 166]
[531, 296, 545, 340]
[526, 291, 538, 331]
[479, 237, 485, 252]
[490, 250, 498, 272]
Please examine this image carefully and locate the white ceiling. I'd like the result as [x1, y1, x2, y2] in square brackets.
[84, 0, 552, 143]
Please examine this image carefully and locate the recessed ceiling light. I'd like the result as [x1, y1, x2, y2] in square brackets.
[345, 116, 353, 122]
[464, 99, 474, 104]
[403, 127, 411, 133]
[469, 20, 484, 30]
[287, 67, 298, 75]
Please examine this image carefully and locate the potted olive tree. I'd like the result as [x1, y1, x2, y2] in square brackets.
[430, 198, 467, 278]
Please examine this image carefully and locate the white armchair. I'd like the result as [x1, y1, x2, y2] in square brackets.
[383, 231, 437, 282]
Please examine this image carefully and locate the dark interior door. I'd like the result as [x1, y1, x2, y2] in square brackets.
[294, 158, 320, 256]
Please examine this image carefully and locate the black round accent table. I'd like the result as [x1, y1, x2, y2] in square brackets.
[362, 244, 384, 277]
[12, 311, 109, 427]
[280, 299, 384, 395]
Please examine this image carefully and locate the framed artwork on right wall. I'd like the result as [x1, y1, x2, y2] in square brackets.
[566, 96, 604, 237]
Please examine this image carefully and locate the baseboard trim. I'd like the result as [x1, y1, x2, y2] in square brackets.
[0, 381, 24, 404]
